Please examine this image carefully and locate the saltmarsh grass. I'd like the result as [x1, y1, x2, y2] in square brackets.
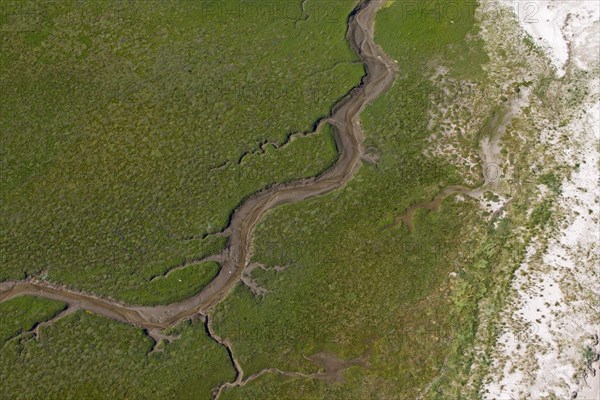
[1, 0, 358, 302]
[0, 311, 234, 399]
[0, 295, 66, 343]
[212, 1, 497, 398]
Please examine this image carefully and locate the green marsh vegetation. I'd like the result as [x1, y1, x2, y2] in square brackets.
[0, 295, 66, 344]
[214, 2, 587, 398]
[212, 1, 505, 398]
[0, 311, 234, 399]
[0, 0, 567, 399]
[1, 1, 365, 397]
[1, 0, 359, 302]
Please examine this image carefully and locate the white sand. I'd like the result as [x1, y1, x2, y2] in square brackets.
[485, 78, 599, 400]
[499, 1, 600, 77]
[482, 1, 600, 399]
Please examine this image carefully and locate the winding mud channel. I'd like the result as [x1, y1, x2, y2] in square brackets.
[1, 0, 397, 353]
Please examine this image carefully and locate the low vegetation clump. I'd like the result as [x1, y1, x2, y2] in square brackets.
[119, 261, 220, 306]
[0, 296, 66, 343]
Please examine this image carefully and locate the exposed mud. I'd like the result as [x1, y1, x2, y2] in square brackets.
[307, 349, 372, 384]
[389, 185, 474, 232]
[212, 348, 372, 399]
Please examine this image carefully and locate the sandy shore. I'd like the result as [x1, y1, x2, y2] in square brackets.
[483, 1, 600, 399]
